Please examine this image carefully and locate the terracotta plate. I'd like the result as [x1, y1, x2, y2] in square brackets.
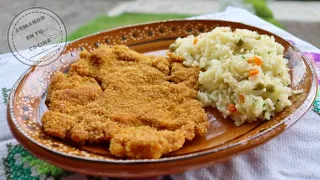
[7, 20, 318, 178]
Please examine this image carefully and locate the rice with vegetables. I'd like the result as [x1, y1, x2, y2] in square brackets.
[169, 27, 292, 126]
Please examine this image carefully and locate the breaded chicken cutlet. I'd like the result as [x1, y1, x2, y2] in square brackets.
[42, 45, 208, 159]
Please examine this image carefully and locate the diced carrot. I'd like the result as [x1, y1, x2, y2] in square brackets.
[253, 56, 263, 66]
[249, 69, 259, 76]
[239, 94, 245, 103]
[193, 38, 198, 45]
[228, 104, 237, 112]
[248, 56, 263, 66]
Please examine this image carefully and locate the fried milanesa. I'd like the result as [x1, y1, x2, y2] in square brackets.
[42, 45, 208, 159]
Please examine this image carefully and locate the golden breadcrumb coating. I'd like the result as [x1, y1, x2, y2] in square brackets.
[42, 45, 208, 159]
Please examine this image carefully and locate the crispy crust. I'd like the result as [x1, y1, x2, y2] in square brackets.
[42, 45, 208, 159]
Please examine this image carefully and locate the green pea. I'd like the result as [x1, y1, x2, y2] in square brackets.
[266, 84, 275, 93]
[236, 39, 244, 46]
[253, 82, 265, 90]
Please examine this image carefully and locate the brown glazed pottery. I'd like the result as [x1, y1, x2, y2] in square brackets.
[7, 20, 318, 178]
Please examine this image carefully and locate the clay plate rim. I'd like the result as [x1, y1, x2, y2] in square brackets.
[7, 19, 319, 164]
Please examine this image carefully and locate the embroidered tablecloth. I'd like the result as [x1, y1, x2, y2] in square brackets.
[0, 7, 319, 180]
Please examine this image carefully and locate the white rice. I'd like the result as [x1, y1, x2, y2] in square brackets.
[170, 27, 292, 126]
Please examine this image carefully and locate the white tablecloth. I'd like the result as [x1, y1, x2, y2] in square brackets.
[0, 7, 319, 180]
